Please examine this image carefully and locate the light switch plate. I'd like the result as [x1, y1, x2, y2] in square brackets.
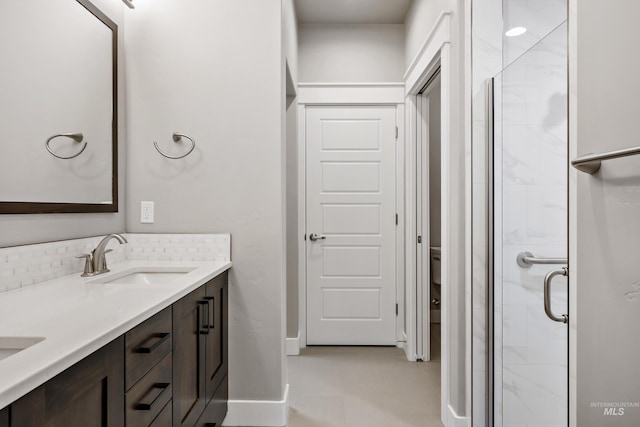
[140, 201, 154, 223]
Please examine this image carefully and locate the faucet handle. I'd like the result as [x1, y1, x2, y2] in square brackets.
[76, 254, 94, 277]
[100, 249, 114, 271]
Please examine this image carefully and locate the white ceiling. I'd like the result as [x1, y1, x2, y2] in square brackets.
[295, 0, 413, 25]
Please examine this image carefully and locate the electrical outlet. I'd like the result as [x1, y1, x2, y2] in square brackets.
[140, 201, 154, 223]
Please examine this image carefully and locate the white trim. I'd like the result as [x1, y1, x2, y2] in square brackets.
[286, 333, 300, 356]
[446, 403, 470, 427]
[404, 11, 452, 91]
[463, 0, 474, 420]
[297, 84, 406, 348]
[439, 43, 453, 425]
[402, 10, 453, 83]
[297, 103, 307, 349]
[402, 11, 456, 423]
[416, 90, 431, 361]
[396, 103, 406, 344]
[297, 83, 405, 105]
[404, 94, 418, 362]
[396, 331, 408, 352]
[222, 384, 289, 427]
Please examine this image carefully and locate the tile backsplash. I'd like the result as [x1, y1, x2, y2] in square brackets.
[0, 233, 230, 294]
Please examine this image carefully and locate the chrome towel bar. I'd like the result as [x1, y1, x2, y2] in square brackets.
[517, 251, 567, 268]
[571, 145, 640, 174]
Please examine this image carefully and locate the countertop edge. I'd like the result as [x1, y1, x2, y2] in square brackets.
[0, 261, 232, 410]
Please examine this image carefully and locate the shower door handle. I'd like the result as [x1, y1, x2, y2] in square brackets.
[543, 267, 569, 323]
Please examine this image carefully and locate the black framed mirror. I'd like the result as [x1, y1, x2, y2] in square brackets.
[0, 0, 118, 214]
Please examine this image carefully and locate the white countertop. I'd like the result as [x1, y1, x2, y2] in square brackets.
[0, 260, 232, 410]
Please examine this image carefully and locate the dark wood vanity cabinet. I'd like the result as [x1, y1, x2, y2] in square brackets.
[0, 404, 9, 427]
[174, 272, 229, 427]
[173, 285, 207, 426]
[125, 306, 173, 427]
[1, 272, 229, 427]
[11, 337, 125, 427]
[205, 272, 228, 403]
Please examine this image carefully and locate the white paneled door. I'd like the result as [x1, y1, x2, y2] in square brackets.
[306, 106, 397, 345]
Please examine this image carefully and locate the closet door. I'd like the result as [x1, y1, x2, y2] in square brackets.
[306, 105, 397, 345]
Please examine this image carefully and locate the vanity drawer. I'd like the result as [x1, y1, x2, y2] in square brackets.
[126, 352, 172, 427]
[125, 306, 172, 390]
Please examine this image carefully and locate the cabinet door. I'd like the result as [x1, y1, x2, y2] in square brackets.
[0, 406, 8, 427]
[173, 285, 207, 427]
[195, 375, 228, 427]
[11, 337, 124, 427]
[204, 271, 228, 402]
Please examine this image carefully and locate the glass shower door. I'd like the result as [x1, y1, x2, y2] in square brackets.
[493, 22, 568, 426]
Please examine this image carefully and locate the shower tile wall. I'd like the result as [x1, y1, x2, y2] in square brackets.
[502, 0, 568, 67]
[472, 1, 568, 424]
[495, 23, 568, 426]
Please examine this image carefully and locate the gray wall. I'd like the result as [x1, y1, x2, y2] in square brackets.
[298, 24, 405, 82]
[0, 0, 126, 248]
[284, 0, 299, 342]
[572, 0, 640, 424]
[124, 0, 287, 402]
[286, 83, 298, 339]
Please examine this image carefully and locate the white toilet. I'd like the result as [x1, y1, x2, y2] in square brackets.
[430, 247, 441, 323]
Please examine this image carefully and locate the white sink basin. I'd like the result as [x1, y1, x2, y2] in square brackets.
[92, 267, 196, 285]
[0, 337, 45, 362]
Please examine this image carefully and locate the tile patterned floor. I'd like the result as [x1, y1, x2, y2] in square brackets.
[286, 343, 443, 427]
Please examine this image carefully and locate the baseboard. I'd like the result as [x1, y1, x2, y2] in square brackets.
[446, 404, 470, 427]
[222, 384, 289, 426]
[400, 332, 417, 361]
[286, 333, 300, 356]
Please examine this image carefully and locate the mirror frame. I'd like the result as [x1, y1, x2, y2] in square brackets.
[0, 0, 118, 214]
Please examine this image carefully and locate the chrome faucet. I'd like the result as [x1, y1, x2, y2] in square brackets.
[78, 234, 128, 277]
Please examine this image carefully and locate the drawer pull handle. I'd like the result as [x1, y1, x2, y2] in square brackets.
[135, 382, 170, 411]
[205, 296, 215, 329]
[199, 301, 210, 335]
[135, 333, 170, 353]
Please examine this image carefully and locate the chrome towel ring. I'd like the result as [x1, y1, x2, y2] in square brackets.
[45, 133, 87, 159]
[154, 133, 196, 159]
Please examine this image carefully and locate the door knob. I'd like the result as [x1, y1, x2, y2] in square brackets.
[309, 233, 326, 242]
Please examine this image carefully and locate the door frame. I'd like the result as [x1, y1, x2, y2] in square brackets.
[403, 10, 461, 424]
[415, 88, 431, 362]
[415, 70, 442, 362]
[296, 82, 406, 349]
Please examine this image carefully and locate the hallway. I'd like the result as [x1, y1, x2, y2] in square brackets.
[287, 346, 443, 426]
